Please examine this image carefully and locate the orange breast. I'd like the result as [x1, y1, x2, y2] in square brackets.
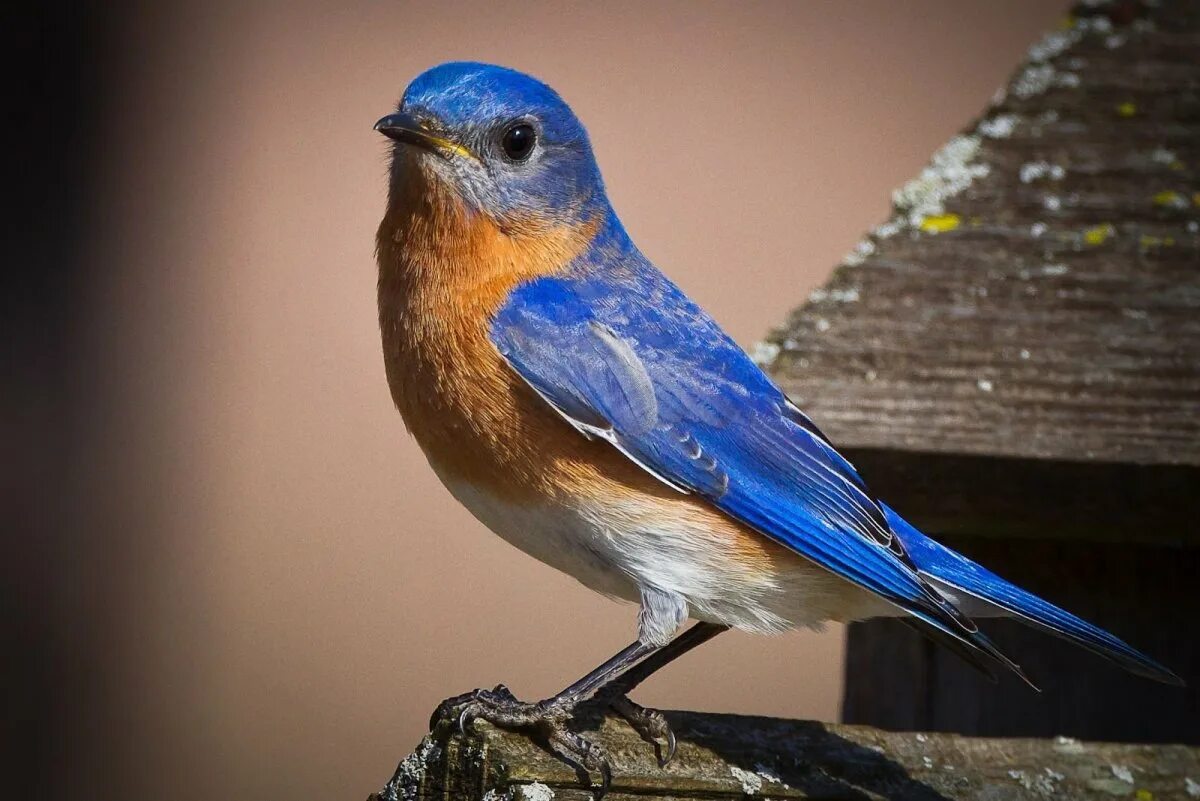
[374, 164, 791, 575]
[376, 165, 657, 505]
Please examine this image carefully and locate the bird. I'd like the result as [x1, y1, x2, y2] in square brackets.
[374, 61, 1182, 792]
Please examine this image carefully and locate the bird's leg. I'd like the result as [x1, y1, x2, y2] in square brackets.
[430, 638, 662, 796]
[594, 622, 728, 766]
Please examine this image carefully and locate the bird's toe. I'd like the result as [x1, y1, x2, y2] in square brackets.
[610, 695, 677, 767]
[544, 725, 612, 799]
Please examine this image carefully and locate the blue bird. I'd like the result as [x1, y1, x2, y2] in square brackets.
[374, 62, 1181, 790]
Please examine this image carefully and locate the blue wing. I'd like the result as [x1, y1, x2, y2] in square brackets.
[491, 254, 1180, 687]
[491, 265, 1027, 679]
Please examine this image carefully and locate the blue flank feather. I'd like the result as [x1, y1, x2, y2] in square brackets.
[491, 214, 1182, 688]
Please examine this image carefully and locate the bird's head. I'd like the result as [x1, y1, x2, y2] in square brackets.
[376, 62, 606, 233]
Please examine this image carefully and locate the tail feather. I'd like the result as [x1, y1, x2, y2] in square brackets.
[899, 616, 1000, 684]
[881, 503, 1184, 687]
[905, 606, 1040, 690]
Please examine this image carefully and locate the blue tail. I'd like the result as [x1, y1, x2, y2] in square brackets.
[881, 503, 1184, 686]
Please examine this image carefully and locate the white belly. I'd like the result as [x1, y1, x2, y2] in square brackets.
[437, 475, 884, 635]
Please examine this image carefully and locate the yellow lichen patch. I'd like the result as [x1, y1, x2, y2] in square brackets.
[1169, 160, 1185, 171]
[1152, 190, 1187, 209]
[1083, 223, 1115, 246]
[919, 213, 961, 234]
[1116, 102, 1137, 118]
[1136, 790, 1154, 801]
[1194, 192, 1200, 207]
[1139, 234, 1176, 249]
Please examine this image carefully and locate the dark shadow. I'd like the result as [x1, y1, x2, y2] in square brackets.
[568, 704, 954, 800]
[7, 7, 116, 801]
[665, 711, 954, 801]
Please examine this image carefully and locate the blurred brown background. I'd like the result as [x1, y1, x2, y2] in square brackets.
[11, 2, 1067, 800]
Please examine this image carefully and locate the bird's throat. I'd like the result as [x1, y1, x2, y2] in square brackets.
[374, 167, 602, 466]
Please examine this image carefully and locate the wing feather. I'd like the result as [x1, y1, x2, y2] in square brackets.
[490, 274, 1015, 673]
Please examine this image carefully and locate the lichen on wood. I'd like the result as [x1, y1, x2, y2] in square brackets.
[760, 0, 1200, 471]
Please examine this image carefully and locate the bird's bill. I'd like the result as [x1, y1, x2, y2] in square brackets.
[373, 112, 472, 158]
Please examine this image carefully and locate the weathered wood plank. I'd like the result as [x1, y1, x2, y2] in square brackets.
[760, 0, 1200, 471]
[372, 712, 1200, 800]
[833, 448, 1197, 545]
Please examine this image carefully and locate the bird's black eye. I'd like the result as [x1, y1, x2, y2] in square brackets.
[500, 122, 537, 162]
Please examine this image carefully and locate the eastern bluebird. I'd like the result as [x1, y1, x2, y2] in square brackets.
[374, 62, 1180, 788]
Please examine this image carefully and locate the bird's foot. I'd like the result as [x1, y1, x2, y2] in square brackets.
[609, 695, 677, 767]
[430, 685, 613, 797]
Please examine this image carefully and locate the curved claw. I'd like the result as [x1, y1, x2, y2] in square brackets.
[547, 728, 612, 800]
[609, 695, 678, 767]
[457, 705, 476, 735]
[595, 755, 613, 800]
[429, 688, 483, 731]
[659, 724, 677, 768]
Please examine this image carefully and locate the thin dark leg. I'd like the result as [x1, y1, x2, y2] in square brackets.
[596, 622, 728, 766]
[605, 621, 728, 696]
[554, 638, 658, 702]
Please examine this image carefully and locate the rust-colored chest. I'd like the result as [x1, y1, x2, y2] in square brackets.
[375, 177, 612, 499]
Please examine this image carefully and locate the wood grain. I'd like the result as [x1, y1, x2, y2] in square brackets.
[374, 712, 1200, 800]
[764, 0, 1200, 469]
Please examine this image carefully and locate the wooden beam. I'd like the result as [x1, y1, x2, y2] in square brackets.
[837, 448, 1199, 546]
[372, 712, 1200, 800]
[762, 0, 1200, 473]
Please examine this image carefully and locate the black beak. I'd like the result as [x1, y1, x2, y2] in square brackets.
[374, 111, 422, 138]
[374, 111, 466, 157]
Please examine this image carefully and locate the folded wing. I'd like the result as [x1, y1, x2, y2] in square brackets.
[491, 273, 1030, 682]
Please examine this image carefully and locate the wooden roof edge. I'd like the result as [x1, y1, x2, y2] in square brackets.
[756, 0, 1200, 470]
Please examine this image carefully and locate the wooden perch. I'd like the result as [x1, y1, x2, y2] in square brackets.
[373, 711, 1200, 800]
